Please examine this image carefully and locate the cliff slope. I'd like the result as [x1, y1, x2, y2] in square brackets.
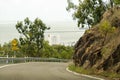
[73, 7, 120, 73]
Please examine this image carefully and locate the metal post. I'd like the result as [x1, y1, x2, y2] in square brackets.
[6, 53, 8, 64]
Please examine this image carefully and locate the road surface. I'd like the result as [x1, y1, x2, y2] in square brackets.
[0, 62, 98, 80]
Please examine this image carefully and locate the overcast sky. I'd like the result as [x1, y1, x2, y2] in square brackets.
[0, 0, 80, 45]
[0, 0, 78, 23]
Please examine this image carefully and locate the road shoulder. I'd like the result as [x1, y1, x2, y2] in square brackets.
[66, 67, 105, 80]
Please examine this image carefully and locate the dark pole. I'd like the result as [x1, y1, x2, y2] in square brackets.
[110, 0, 113, 8]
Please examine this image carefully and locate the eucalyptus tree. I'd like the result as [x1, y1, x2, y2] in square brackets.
[67, 0, 120, 28]
[16, 17, 50, 56]
[67, 0, 106, 28]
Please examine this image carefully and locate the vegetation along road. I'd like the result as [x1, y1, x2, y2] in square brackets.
[0, 62, 99, 80]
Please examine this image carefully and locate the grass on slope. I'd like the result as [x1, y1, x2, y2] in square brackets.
[68, 64, 120, 80]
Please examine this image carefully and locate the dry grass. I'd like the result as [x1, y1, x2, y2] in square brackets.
[69, 64, 120, 80]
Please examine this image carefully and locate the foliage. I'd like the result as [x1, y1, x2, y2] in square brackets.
[99, 20, 115, 36]
[16, 17, 50, 57]
[113, 0, 120, 5]
[66, 0, 120, 28]
[1, 42, 13, 57]
[66, 0, 76, 10]
[0, 40, 73, 59]
[101, 47, 112, 58]
[69, 64, 96, 75]
[109, 0, 120, 8]
[0, 44, 2, 52]
[2, 43, 11, 56]
[53, 45, 73, 59]
[99, 20, 115, 45]
[0, 44, 4, 57]
[40, 41, 57, 58]
[0, 44, 1, 49]
[40, 41, 74, 59]
[69, 64, 120, 79]
[67, 0, 106, 28]
[19, 42, 36, 57]
[99, 71, 120, 79]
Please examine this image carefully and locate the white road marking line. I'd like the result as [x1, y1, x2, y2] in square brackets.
[66, 67, 105, 80]
[0, 64, 19, 69]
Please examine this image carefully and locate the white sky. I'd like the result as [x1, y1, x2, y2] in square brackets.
[0, 0, 78, 23]
[0, 0, 109, 45]
[0, 0, 81, 45]
[0, 0, 109, 23]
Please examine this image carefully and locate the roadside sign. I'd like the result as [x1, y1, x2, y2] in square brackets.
[11, 39, 18, 46]
[11, 39, 19, 51]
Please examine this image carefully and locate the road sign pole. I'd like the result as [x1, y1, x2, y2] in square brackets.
[6, 53, 8, 64]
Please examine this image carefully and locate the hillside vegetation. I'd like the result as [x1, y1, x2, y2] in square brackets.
[73, 7, 120, 75]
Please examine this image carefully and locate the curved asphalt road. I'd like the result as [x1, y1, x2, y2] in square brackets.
[0, 62, 97, 80]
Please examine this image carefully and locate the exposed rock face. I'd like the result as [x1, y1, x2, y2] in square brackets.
[73, 7, 120, 73]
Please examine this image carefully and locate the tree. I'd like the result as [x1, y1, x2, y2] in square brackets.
[67, 0, 120, 28]
[39, 41, 74, 59]
[16, 17, 50, 57]
[0, 44, 2, 51]
[114, 0, 120, 4]
[0, 44, 4, 57]
[110, 0, 114, 8]
[2, 42, 13, 57]
[67, 0, 106, 28]
[110, 0, 120, 7]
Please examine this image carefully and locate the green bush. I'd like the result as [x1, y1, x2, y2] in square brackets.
[1, 41, 74, 59]
[99, 20, 115, 35]
[40, 41, 74, 59]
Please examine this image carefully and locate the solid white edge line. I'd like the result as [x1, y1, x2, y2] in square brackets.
[66, 67, 105, 80]
[0, 64, 19, 69]
[0, 63, 104, 80]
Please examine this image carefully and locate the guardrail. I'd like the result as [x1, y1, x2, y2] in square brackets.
[0, 57, 70, 64]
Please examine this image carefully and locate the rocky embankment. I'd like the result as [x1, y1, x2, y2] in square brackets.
[73, 7, 120, 73]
